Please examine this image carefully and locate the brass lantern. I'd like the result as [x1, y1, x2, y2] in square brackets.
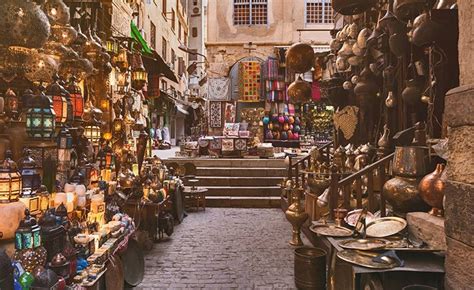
[286, 43, 315, 73]
[114, 47, 129, 69]
[25, 87, 56, 140]
[287, 76, 312, 103]
[4, 88, 19, 119]
[66, 76, 84, 120]
[18, 149, 41, 197]
[0, 150, 22, 203]
[106, 37, 119, 55]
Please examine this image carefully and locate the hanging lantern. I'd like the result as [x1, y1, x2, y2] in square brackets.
[97, 142, 114, 170]
[114, 47, 129, 69]
[18, 149, 41, 197]
[4, 88, 19, 119]
[113, 115, 124, 134]
[25, 87, 56, 140]
[0, 150, 21, 203]
[84, 124, 101, 147]
[132, 68, 147, 83]
[57, 127, 73, 173]
[106, 37, 119, 55]
[66, 77, 84, 120]
[47, 75, 73, 125]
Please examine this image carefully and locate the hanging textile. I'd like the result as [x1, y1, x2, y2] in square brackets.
[312, 81, 321, 102]
[209, 101, 222, 128]
[238, 61, 261, 102]
[263, 57, 286, 102]
[208, 77, 230, 101]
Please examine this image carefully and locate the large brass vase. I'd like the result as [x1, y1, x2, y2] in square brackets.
[285, 188, 308, 246]
[383, 176, 430, 213]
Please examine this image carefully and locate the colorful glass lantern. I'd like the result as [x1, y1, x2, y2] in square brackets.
[25, 88, 56, 140]
[0, 150, 21, 203]
[14, 209, 41, 250]
[67, 77, 84, 119]
[4, 88, 19, 119]
[97, 142, 114, 170]
[47, 75, 72, 125]
[18, 149, 41, 197]
[106, 37, 119, 55]
[84, 124, 101, 147]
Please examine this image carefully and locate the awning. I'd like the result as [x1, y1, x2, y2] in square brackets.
[142, 51, 178, 83]
[176, 104, 189, 115]
[131, 22, 153, 55]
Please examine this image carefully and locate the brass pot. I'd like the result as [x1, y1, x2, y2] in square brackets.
[383, 176, 430, 213]
[285, 188, 309, 246]
[287, 77, 312, 103]
[307, 177, 330, 196]
[402, 79, 422, 106]
[286, 43, 314, 73]
[418, 163, 446, 216]
[392, 146, 429, 177]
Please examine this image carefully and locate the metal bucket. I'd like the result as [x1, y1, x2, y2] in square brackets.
[294, 247, 327, 290]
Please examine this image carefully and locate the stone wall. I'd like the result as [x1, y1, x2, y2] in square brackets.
[444, 26, 474, 289]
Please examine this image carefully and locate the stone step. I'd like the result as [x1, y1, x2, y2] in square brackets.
[185, 176, 283, 187]
[205, 196, 281, 208]
[196, 167, 288, 177]
[202, 186, 281, 197]
[164, 158, 286, 168]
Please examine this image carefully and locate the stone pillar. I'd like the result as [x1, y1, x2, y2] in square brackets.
[444, 2, 474, 288]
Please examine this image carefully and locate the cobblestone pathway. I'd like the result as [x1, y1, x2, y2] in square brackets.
[138, 208, 306, 289]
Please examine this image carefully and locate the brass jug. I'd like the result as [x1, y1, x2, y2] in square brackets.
[285, 187, 309, 246]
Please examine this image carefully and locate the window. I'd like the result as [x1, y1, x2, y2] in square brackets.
[192, 27, 198, 38]
[193, 0, 198, 5]
[171, 49, 176, 69]
[305, 0, 333, 24]
[161, 80, 168, 91]
[233, 0, 267, 26]
[171, 9, 176, 31]
[150, 21, 156, 49]
[178, 22, 182, 40]
[162, 37, 168, 61]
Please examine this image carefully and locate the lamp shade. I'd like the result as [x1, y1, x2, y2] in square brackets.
[18, 149, 41, 197]
[25, 88, 56, 140]
[84, 125, 101, 146]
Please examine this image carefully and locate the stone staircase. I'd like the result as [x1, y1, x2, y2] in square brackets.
[164, 158, 287, 208]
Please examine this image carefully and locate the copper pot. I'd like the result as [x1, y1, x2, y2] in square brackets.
[392, 146, 429, 177]
[333, 0, 377, 15]
[383, 176, 430, 213]
[418, 163, 446, 216]
[286, 43, 314, 73]
[412, 15, 441, 47]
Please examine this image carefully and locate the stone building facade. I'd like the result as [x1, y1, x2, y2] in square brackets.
[444, 0, 474, 288]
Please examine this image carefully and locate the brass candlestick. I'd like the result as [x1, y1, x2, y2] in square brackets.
[285, 187, 308, 246]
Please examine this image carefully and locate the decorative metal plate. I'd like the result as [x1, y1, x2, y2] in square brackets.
[366, 217, 407, 238]
[344, 209, 376, 227]
[337, 250, 399, 269]
[310, 224, 353, 237]
[339, 239, 387, 251]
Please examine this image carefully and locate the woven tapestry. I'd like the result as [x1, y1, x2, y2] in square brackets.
[208, 77, 230, 101]
[209, 101, 222, 128]
[238, 61, 261, 102]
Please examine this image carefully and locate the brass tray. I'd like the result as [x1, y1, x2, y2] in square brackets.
[310, 224, 353, 237]
[339, 239, 387, 251]
[366, 217, 407, 238]
[344, 209, 376, 227]
[337, 250, 400, 269]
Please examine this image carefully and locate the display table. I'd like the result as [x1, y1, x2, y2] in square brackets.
[183, 187, 207, 211]
[302, 225, 445, 290]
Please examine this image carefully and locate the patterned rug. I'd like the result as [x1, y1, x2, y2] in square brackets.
[239, 61, 261, 102]
[209, 101, 222, 128]
[208, 77, 230, 101]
